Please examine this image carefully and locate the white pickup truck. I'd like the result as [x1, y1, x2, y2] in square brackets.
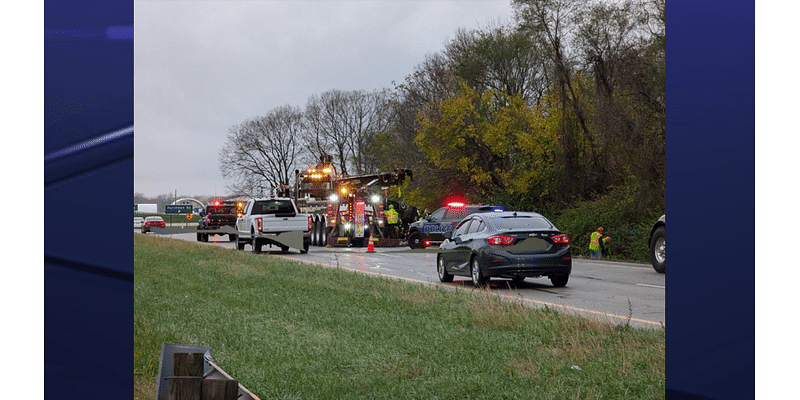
[234, 197, 312, 254]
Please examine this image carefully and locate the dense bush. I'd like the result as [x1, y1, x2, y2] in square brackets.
[549, 185, 663, 263]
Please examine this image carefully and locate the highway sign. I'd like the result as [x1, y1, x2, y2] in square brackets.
[165, 204, 193, 214]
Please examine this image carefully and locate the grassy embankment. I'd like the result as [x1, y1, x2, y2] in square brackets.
[134, 234, 664, 400]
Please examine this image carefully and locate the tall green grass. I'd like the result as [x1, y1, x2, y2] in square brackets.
[135, 234, 664, 400]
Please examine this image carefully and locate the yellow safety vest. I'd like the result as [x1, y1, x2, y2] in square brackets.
[386, 208, 399, 224]
[589, 231, 602, 251]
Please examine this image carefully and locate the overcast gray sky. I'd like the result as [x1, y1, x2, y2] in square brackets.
[134, 0, 514, 198]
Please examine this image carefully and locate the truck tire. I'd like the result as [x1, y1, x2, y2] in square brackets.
[196, 232, 202, 241]
[650, 226, 665, 273]
[229, 234, 237, 242]
[301, 238, 310, 254]
[312, 220, 320, 246]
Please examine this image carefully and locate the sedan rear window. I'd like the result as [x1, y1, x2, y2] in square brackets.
[492, 216, 554, 230]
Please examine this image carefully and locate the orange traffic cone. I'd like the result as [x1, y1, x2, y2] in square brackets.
[367, 233, 375, 253]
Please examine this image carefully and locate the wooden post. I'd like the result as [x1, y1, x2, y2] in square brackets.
[174, 353, 204, 377]
[167, 376, 202, 400]
[168, 352, 205, 400]
[201, 379, 238, 400]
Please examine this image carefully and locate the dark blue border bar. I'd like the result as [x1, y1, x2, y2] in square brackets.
[666, 1, 754, 399]
[44, 0, 133, 398]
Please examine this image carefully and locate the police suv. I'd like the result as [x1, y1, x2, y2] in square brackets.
[406, 203, 502, 249]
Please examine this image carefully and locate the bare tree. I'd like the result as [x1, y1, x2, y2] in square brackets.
[302, 89, 390, 176]
[219, 105, 306, 197]
[344, 89, 391, 174]
[304, 90, 352, 176]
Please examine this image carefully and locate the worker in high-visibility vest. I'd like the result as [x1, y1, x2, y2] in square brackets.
[385, 204, 400, 238]
[589, 227, 611, 258]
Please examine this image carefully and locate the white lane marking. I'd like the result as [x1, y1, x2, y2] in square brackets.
[636, 283, 665, 289]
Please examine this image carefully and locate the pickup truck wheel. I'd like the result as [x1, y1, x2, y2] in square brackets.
[301, 238, 310, 254]
[235, 235, 245, 251]
[252, 237, 262, 254]
[203, 233, 210, 242]
[229, 234, 237, 242]
[196, 233, 202, 241]
[280, 245, 289, 253]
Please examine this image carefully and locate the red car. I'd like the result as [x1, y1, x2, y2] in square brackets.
[141, 216, 166, 234]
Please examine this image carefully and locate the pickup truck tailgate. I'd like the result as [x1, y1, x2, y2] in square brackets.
[258, 214, 309, 233]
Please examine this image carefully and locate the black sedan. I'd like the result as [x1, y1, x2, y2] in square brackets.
[437, 211, 572, 288]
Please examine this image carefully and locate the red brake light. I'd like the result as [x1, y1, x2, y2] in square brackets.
[257, 217, 263, 232]
[308, 215, 313, 231]
[552, 234, 570, 244]
[488, 235, 515, 245]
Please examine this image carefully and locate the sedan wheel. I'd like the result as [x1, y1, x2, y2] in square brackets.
[437, 254, 453, 283]
[471, 256, 488, 288]
[550, 274, 569, 287]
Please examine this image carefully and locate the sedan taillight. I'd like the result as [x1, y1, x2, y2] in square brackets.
[551, 234, 570, 244]
[487, 235, 515, 245]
